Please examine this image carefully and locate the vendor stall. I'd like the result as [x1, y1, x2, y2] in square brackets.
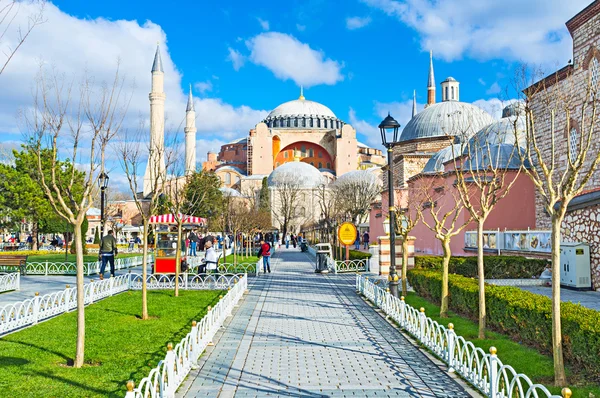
[149, 214, 206, 274]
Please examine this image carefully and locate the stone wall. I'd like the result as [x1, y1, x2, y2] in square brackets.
[562, 204, 600, 289]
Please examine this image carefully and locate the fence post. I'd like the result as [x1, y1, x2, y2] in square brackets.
[45, 261, 48, 276]
[15, 273, 20, 291]
[128, 270, 133, 290]
[89, 279, 95, 304]
[488, 347, 498, 397]
[33, 292, 40, 324]
[190, 321, 199, 368]
[400, 296, 406, 327]
[65, 285, 71, 312]
[447, 323, 456, 373]
[124, 380, 136, 398]
[419, 307, 426, 342]
[109, 276, 114, 296]
[165, 342, 176, 397]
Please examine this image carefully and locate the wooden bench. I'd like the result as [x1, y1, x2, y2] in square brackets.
[0, 255, 28, 275]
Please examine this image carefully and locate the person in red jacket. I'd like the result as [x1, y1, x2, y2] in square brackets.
[257, 238, 271, 273]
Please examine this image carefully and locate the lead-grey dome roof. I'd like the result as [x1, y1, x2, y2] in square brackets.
[422, 144, 463, 174]
[219, 187, 243, 197]
[334, 170, 380, 188]
[463, 144, 529, 171]
[401, 101, 495, 143]
[267, 161, 324, 189]
[466, 114, 527, 152]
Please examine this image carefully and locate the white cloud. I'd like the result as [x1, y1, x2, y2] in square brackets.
[346, 16, 372, 30]
[472, 98, 519, 119]
[348, 108, 381, 148]
[246, 32, 344, 87]
[192, 98, 268, 137]
[362, 0, 589, 65]
[374, 99, 420, 130]
[194, 80, 213, 94]
[227, 47, 245, 71]
[486, 82, 501, 95]
[257, 17, 270, 31]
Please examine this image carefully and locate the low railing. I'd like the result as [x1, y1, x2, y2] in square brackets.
[187, 257, 258, 276]
[334, 259, 368, 273]
[0, 272, 244, 337]
[0, 273, 19, 293]
[1, 255, 153, 276]
[126, 275, 247, 398]
[356, 275, 564, 398]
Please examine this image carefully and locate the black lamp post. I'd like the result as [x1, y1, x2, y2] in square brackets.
[379, 113, 401, 297]
[98, 172, 110, 237]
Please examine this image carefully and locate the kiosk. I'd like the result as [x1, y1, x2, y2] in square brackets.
[148, 214, 206, 274]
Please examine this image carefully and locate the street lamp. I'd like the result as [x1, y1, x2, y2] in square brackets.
[379, 113, 401, 297]
[98, 172, 110, 236]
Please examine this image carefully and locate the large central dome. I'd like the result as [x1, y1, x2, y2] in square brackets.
[267, 98, 337, 119]
[262, 93, 344, 129]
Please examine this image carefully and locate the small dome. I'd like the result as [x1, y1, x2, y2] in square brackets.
[466, 115, 527, 152]
[502, 102, 525, 118]
[463, 144, 529, 171]
[422, 144, 462, 174]
[401, 101, 495, 143]
[219, 187, 243, 197]
[267, 161, 324, 189]
[443, 76, 457, 82]
[334, 170, 380, 188]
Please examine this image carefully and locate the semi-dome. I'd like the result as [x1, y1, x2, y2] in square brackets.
[400, 101, 495, 143]
[422, 144, 462, 174]
[267, 161, 324, 189]
[262, 94, 344, 130]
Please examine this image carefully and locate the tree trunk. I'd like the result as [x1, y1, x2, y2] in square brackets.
[32, 222, 39, 251]
[477, 220, 486, 339]
[401, 236, 409, 297]
[233, 230, 237, 266]
[440, 238, 451, 318]
[551, 215, 567, 386]
[141, 219, 149, 320]
[174, 222, 182, 297]
[73, 223, 85, 368]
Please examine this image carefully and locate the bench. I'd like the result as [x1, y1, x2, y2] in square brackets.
[0, 255, 28, 275]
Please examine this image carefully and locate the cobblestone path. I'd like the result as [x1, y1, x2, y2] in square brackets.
[178, 248, 473, 398]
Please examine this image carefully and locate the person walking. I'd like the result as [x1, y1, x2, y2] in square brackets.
[363, 230, 370, 250]
[285, 234, 290, 249]
[291, 234, 297, 249]
[188, 229, 199, 256]
[257, 238, 271, 273]
[354, 235, 360, 250]
[99, 230, 118, 280]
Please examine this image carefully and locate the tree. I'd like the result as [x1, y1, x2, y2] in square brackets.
[0, 0, 45, 76]
[270, 170, 306, 239]
[316, 181, 340, 247]
[333, 171, 380, 225]
[183, 170, 222, 220]
[516, 64, 600, 386]
[24, 65, 129, 367]
[93, 226, 100, 244]
[258, 176, 270, 212]
[452, 111, 526, 339]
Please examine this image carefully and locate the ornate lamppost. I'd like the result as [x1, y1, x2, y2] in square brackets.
[379, 113, 401, 297]
[98, 172, 110, 236]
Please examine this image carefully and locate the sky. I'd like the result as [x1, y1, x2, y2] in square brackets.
[0, 0, 592, 189]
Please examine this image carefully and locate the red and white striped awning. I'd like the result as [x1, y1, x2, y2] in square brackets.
[149, 214, 207, 225]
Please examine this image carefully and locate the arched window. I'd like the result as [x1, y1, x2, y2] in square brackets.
[308, 149, 314, 157]
[310, 118, 313, 127]
[286, 118, 291, 127]
[569, 127, 579, 161]
[225, 173, 231, 185]
[336, 121, 340, 129]
[451, 86, 455, 100]
[284, 151, 288, 159]
[318, 162, 322, 168]
[326, 162, 331, 169]
[302, 118, 306, 127]
[317, 119, 321, 128]
[592, 57, 599, 98]
[318, 151, 322, 158]
[445, 86, 449, 101]
[234, 175, 240, 183]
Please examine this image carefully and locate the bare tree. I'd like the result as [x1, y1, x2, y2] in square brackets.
[415, 171, 472, 317]
[316, 182, 340, 247]
[25, 65, 129, 367]
[333, 171, 380, 225]
[452, 110, 526, 339]
[270, 171, 303, 239]
[516, 63, 600, 386]
[0, 0, 45, 76]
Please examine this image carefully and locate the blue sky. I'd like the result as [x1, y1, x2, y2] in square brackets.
[0, 0, 592, 183]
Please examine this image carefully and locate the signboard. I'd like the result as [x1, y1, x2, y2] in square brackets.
[338, 222, 357, 246]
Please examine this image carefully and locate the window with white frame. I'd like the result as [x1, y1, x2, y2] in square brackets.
[569, 127, 579, 161]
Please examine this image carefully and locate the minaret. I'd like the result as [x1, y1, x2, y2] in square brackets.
[426, 50, 436, 107]
[143, 44, 167, 197]
[412, 90, 417, 118]
[184, 84, 197, 175]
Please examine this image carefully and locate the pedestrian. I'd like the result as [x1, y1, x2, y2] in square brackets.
[99, 230, 118, 280]
[202, 240, 218, 274]
[285, 234, 290, 249]
[128, 236, 135, 251]
[257, 238, 271, 273]
[354, 235, 360, 250]
[224, 234, 230, 249]
[363, 230, 370, 250]
[188, 229, 199, 256]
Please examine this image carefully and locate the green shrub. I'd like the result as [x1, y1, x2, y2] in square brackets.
[414, 255, 548, 279]
[334, 249, 371, 260]
[407, 269, 600, 380]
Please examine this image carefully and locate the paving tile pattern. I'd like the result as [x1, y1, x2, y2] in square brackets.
[178, 249, 471, 398]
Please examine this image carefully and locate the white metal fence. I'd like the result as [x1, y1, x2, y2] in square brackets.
[334, 259, 368, 273]
[0, 272, 244, 337]
[0, 273, 19, 293]
[356, 275, 562, 398]
[2, 255, 154, 276]
[125, 275, 247, 398]
[187, 257, 259, 276]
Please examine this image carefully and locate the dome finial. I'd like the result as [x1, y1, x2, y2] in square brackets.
[299, 85, 305, 100]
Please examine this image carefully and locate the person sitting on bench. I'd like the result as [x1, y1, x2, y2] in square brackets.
[202, 240, 218, 274]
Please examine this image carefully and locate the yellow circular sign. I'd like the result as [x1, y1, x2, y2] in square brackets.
[338, 222, 357, 246]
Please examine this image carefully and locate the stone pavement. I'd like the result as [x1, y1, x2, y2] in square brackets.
[520, 285, 600, 311]
[178, 248, 474, 398]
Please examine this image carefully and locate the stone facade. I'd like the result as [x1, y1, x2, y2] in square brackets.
[562, 203, 600, 289]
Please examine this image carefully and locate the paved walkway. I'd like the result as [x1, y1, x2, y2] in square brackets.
[520, 285, 600, 311]
[178, 248, 472, 398]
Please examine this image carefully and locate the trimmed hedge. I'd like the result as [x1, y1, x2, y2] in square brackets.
[407, 269, 600, 380]
[334, 249, 371, 260]
[414, 255, 548, 279]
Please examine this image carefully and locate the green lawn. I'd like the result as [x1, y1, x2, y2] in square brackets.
[0, 290, 223, 397]
[222, 254, 260, 264]
[404, 292, 600, 398]
[26, 253, 142, 263]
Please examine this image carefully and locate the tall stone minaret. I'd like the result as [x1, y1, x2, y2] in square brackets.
[426, 50, 436, 108]
[143, 44, 167, 197]
[184, 84, 197, 175]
